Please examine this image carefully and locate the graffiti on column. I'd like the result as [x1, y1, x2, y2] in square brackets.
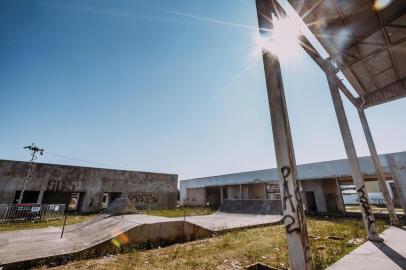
[128, 193, 158, 204]
[281, 166, 312, 263]
[357, 185, 376, 234]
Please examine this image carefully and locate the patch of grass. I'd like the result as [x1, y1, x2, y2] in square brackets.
[40, 216, 390, 270]
[141, 207, 216, 218]
[0, 214, 95, 232]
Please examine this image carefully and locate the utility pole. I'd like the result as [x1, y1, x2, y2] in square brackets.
[17, 143, 44, 204]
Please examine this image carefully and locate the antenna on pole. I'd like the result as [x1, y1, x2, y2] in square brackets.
[17, 143, 44, 204]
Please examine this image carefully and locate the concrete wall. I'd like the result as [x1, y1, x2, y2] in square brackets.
[322, 179, 345, 214]
[184, 187, 205, 206]
[0, 160, 178, 213]
[301, 180, 327, 212]
[226, 185, 241, 200]
[387, 153, 406, 214]
[247, 183, 266, 199]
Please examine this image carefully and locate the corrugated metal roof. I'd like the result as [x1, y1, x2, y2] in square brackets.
[288, 0, 406, 107]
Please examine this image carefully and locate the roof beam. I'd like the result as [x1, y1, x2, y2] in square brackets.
[298, 36, 359, 107]
[342, 35, 406, 68]
[357, 77, 406, 108]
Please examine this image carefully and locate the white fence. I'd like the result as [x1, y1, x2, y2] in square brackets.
[0, 203, 65, 223]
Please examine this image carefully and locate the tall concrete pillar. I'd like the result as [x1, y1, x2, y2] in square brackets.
[358, 109, 399, 226]
[240, 185, 243, 199]
[326, 62, 380, 241]
[387, 154, 406, 216]
[220, 186, 224, 204]
[335, 178, 346, 215]
[256, 1, 312, 268]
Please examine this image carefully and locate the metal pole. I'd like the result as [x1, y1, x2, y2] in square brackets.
[326, 62, 381, 241]
[18, 143, 44, 204]
[60, 212, 68, 238]
[358, 108, 399, 226]
[256, 1, 312, 268]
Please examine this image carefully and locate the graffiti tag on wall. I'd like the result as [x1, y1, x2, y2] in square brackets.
[47, 179, 78, 192]
[128, 193, 158, 205]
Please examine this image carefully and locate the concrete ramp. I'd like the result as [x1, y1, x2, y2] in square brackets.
[220, 199, 283, 215]
[0, 213, 282, 269]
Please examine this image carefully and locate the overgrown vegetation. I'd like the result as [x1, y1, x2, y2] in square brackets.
[40, 216, 390, 270]
[0, 214, 95, 232]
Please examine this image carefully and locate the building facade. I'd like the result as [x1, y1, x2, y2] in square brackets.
[180, 152, 406, 216]
[0, 160, 178, 213]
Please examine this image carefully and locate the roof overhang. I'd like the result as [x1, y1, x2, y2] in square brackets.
[286, 0, 406, 108]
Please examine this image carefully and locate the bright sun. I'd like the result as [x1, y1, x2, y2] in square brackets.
[256, 15, 301, 63]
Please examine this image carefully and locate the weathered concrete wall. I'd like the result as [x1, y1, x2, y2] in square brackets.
[387, 153, 406, 214]
[226, 185, 241, 200]
[247, 183, 266, 199]
[184, 187, 205, 206]
[322, 179, 345, 214]
[0, 160, 178, 213]
[301, 180, 327, 212]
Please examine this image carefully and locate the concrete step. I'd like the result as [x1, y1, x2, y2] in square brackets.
[219, 199, 282, 215]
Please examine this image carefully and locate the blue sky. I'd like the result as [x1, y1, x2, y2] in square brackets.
[1, 0, 405, 180]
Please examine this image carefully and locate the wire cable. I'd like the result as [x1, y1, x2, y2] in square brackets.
[44, 151, 133, 171]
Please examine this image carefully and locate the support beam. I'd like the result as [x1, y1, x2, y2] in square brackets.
[256, 1, 312, 268]
[326, 63, 381, 241]
[37, 190, 45, 204]
[335, 178, 346, 216]
[358, 109, 399, 226]
[220, 186, 224, 205]
[239, 185, 243, 199]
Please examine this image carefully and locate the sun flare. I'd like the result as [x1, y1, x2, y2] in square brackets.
[257, 15, 302, 63]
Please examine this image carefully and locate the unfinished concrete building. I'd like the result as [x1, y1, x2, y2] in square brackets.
[0, 160, 178, 213]
[181, 151, 406, 216]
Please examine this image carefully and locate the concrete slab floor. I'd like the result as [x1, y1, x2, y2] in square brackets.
[0, 213, 282, 267]
[328, 226, 406, 270]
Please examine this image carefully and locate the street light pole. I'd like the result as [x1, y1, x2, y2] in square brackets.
[17, 143, 44, 204]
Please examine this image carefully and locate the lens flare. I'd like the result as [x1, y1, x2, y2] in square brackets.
[110, 228, 129, 248]
[373, 0, 393, 10]
[257, 15, 301, 63]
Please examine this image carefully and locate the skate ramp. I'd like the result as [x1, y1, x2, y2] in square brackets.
[219, 199, 283, 215]
[0, 212, 282, 269]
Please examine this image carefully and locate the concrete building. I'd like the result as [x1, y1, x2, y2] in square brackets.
[180, 151, 406, 216]
[0, 160, 178, 213]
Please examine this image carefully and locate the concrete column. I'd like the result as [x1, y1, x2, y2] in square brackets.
[335, 178, 346, 215]
[256, 1, 312, 268]
[36, 190, 45, 204]
[387, 154, 406, 216]
[358, 109, 399, 226]
[264, 183, 267, 199]
[326, 62, 380, 241]
[240, 185, 243, 199]
[220, 186, 224, 204]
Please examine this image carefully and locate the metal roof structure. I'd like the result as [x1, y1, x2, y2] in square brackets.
[288, 0, 406, 108]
